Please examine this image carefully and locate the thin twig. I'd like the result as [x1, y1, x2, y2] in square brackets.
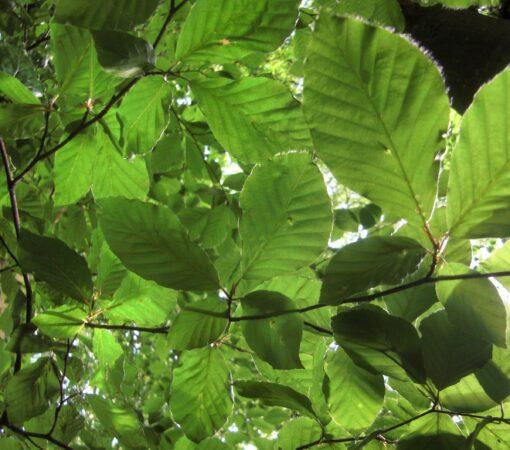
[48, 338, 75, 436]
[4, 423, 74, 449]
[0, 138, 34, 372]
[85, 322, 169, 334]
[230, 270, 510, 321]
[152, 0, 189, 48]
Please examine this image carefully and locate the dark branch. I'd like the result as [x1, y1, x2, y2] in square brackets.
[3, 423, 74, 450]
[230, 270, 510, 322]
[152, 0, 189, 48]
[297, 408, 510, 449]
[0, 138, 34, 372]
[85, 322, 169, 334]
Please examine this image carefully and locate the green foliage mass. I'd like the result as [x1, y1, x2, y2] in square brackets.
[0, 0, 510, 449]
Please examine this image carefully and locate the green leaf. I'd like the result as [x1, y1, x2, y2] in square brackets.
[167, 297, 228, 350]
[192, 76, 311, 163]
[98, 197, 219, 291]
[334, 0, 405, 31]
[482, 242, 510, 292]
[275, 417, 322, 450]
[320, 236, 426, 305]
[239, 152, 331, 282]
[436, 263, 508, 348]
[5, 357, 59, 425]
[175, 0, 300, 65]
[92, 134, 149, 200]
[54, 131, 97, 206]
[51, 24, 115, 104]
[0, 104, 44, 139]
[87, 395, 147, 448]
[170, 348, 233, 442]
[96, 243, 127, 297]
[117, 76, 172, 154]
[92, 328, 123, 369]
[106, 273, 177, 326]
[187, 204, 237, 249]
[0, 72, 40, 104]
[92, 31, 155, 78]
[235, 380, 316, 418]
[447, 69, 510, 238]
[18, 229, 93, 301]
[396, 414, 466, 449]
[304, 16, 449, 227]
[33, 305, 86, 339]
[325, 349, 385, 433]
[420, 310, 492, 390]
[240, 291, 303, 370]
[385, 283, 437, 323]
[54, 0, 159, 31]
[332, 306, 426, 382]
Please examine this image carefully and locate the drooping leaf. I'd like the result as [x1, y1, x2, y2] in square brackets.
[239, 152, 331, 282]
[18, 229, 93, 301]
[175, 0, 300, 65]
[117, 76, 172, 153]
[332, 306, 426, 382]
[54, 0, 159, 31]
[420, 310, 492, 390]
[88, 395, 147, 448]
[240, 291, 303, 370]
[170, 348, 233, 442]
[92, 31, 155, 78]
[92, 328, 123, 370]
[447, 69, 510, 238]
[5, 357, 60, 425]
[320, 236, 426, 305]
[235, 380, 316, 418]
[0, 71, 40, 104]
[192, 76, 311, 163]
[304, 16, 449, 228]
[325, 348, 385, 433]
[98, 197, 219, 291]
[167, 297, 228, 350]
[436, 263, 508, 348]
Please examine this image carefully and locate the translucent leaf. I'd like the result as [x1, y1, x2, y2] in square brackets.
[239, 152, 331, 282]
[98, 197, 219, 291]
[175, 0, 299, 65]
[447, 69, 510, 238]
[304, 16, 449, 228]
[192, 76, 311, 163]
[170, 348, 233, 442]
[325, 349, 385, 433]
